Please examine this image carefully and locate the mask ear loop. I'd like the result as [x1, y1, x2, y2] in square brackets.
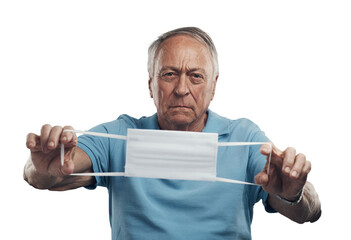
[60, 143, 65, 166]
[266, 142, 272, 176]
[216, 141, 273, 185]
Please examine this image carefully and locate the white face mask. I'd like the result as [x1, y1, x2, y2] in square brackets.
[125, 129, 218, 182]
[65, 129, 271, 186]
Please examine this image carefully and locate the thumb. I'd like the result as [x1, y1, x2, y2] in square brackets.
[60, 146, 76, 175]
[255, 171, 269, 186]
[61, 160, 74, 175]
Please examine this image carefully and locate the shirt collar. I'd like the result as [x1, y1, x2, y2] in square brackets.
[142, 113, 160, 130]
[202, 109, 230, 136]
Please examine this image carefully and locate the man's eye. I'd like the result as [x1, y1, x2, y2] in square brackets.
[190, 73, 204, 83]
[161, 72, 177, 81]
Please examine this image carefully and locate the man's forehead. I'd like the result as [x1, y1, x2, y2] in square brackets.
[157, 34, 210, 55]
[156, 36, 211, 61]
[153, 34, 215, 76]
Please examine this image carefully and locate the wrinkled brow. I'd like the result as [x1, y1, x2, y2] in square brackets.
[159, 66, 208, 75]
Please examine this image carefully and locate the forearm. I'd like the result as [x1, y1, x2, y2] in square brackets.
[268, 182, 322, 223]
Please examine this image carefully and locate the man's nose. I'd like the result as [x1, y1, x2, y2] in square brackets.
[174, 74, 190, 96]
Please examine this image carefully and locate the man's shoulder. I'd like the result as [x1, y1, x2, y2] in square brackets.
[85, 113, 158, 135]
[116, 114, 141, 128]
[206, 110, 261, 135]
[116, 113, 158, 129]
[233, 117, 260, 129]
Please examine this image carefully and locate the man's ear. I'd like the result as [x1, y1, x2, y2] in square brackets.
[148, 77, 153, 98]
[211, 74, 219, 100]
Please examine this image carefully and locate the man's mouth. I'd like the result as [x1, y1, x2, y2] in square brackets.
[170, 106, 192, 109]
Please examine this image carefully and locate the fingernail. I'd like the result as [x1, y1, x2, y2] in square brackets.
[62, 136, 67, 142]
[48, 141, 54, 147]
[285, 167, 291, 174]
[291, 171, 298, 178]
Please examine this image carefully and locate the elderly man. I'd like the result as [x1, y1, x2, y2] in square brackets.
[24, 27, 321, 239]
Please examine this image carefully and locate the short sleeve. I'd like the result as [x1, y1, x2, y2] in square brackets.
[78, 124, 112, 189]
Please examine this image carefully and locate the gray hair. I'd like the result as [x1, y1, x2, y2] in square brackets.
[148, 27, 219, 79]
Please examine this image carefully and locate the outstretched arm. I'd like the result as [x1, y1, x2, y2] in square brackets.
[255, 144, 322, 223]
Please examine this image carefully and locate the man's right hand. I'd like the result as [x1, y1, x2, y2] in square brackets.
[24, 124, 93, 190]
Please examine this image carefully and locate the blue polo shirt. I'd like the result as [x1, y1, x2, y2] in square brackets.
[78, 110, 275, 240]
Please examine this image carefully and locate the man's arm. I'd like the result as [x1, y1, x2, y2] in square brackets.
[255, 144, 322, 223]
[267, 182, 321, 223]
[24, 125, 95, 191]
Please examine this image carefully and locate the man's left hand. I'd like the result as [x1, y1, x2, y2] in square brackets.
[255, 143, 311, 201]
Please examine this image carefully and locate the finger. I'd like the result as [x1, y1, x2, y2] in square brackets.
[255, 167, 280, 194]
[282, 147, 296, 175]
[302, 160, 312, 176]
[259, 142, 273, 156]
[61, 126, 77, 147]
[47, 126, 63, 150]
[255, 171, 269, 186]
[40, 124, 52, 153]
[260, 142, 285, 169]
[26, 133, 40, 150]
[290, 153, 306, 179]
[61, 147, 77, 175]
[267, 143, 284, 161]
[61, 157, 75, 175]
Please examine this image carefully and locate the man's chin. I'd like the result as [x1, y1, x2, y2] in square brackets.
[168, 115, 194, 126]
[167, 111, 195, 126]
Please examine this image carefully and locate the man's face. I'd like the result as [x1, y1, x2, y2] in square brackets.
[149, 35, 218, 131]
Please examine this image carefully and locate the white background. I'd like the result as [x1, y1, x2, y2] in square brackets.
[1, 0, 350, 239]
